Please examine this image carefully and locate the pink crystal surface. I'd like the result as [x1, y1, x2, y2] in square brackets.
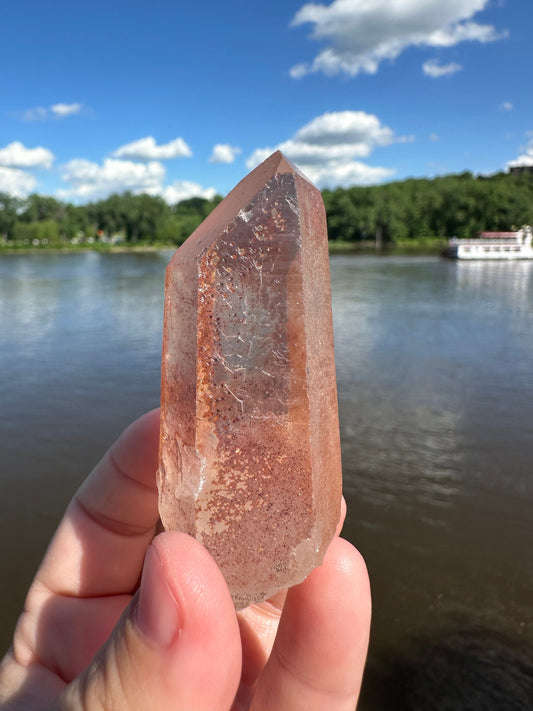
[158, 151, 342, 608]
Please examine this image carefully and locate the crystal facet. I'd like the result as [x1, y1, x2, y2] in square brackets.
[158, 151, 342, 609]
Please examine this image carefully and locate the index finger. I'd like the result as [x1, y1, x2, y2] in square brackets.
[34, 409, 161, 598]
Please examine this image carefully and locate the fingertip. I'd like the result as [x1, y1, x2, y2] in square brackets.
[281, 536, 371, 679]
[323, 536, 371, 597]
[62, 531, 242, 711]
[290, 536, 371, 628]
[135, 543, 181, 648]
[335, 496, 347, 537]
[147, 531, 242, 707]
[135, 530, 240, 649]
[110, 409, 161, 484]
[121, 408, 161, 444]
[150, 531, 238, 633]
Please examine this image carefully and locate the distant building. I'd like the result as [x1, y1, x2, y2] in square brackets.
[509, 164, 533, 177]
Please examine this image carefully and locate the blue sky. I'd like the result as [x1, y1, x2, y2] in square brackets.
[0, 0, 531, 204]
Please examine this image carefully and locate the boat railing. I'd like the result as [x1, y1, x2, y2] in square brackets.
[459, 244, 524, 251]
[449, 227, 531, 247]
[451, 239, 522, 246]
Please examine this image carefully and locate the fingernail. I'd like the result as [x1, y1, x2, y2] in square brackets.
[135, 545, 181, 647]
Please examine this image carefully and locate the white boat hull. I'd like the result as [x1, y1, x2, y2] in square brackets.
[444, 226, 533, 260]
[445, 245, 533, 260]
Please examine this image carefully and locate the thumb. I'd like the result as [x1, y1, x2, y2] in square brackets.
[53, 532, 242, 711]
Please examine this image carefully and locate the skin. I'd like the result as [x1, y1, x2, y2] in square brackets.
[0, 409, 371, 711]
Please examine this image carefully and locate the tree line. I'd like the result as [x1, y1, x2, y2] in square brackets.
[1, 170, 532, 247]
[0, 191, 223, 246]
[323, 170, 533, 245]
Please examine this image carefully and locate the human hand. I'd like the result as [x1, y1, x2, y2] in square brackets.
[0, 409, 371, 711]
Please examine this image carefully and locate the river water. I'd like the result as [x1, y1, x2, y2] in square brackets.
[1, 252, 532, 707]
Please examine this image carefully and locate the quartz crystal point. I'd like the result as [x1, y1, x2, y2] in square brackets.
[158, 151, 342, 609]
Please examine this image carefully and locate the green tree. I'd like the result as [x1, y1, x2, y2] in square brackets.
[20, 194, 66, 223]
[12, 220, 60, 243]
[0, 193, 22, 239]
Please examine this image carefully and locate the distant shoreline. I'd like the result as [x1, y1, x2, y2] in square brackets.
[0, 237, 448, 256]
[0, 243, 174, 255]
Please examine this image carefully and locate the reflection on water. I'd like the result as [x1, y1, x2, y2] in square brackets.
[332, 256, 533, 500]
[329, 256, 532, 707]
[0, 251, 170, 415]
[1, 253, 532, 706]
[455, 259, 533, 324]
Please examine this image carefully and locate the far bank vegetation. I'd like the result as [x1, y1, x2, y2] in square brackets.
[1, 171, 532, 250]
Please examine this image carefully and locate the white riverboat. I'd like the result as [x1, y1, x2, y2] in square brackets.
[443, 226, 533, 260]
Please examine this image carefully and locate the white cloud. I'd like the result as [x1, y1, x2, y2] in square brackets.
[293, 111, 401, 152]
[18, 103, 84, 121]
[0, 141, 54, 169]
[247, 148, 273, 170]
[156, 181, 218, 204]
[0, 166, 37, 197]
[507, 155, 533, 169]
[290, 0, 506, 78]
[306, 160, 394, 186]
[430, 133, 439, 142]
[58, 157, 217, 204]
[20, 107, 49, 121]
[209, 144, 242, 164]
[427, 20, 503, 46]
[112, 136, 192, 161]
[246, 110, 403, 187]
[423, 59, 462, 77]
[51, 102, 83, 117]
[59, 158, 166, 200]
[507, 135, 533, 170]
[289, 63, 309, 79]
[500, 101, 513, 111]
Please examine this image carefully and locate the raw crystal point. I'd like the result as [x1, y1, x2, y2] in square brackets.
[158, 151, 342, 609]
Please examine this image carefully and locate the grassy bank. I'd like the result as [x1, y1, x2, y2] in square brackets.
[329, 237, 447, 255]
[0, 241, 177, 255]
[0, 236, 448, 256]
[390, 237, 448, 254]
